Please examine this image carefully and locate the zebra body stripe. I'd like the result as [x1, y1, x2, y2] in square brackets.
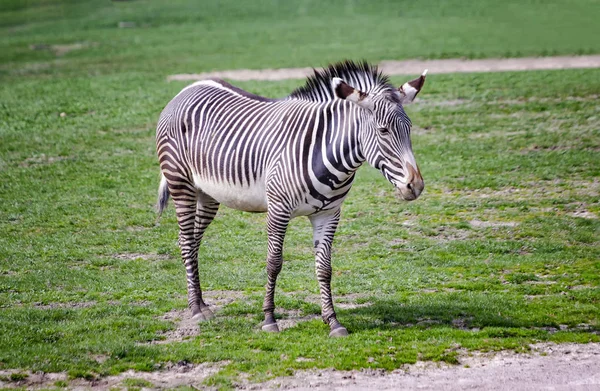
[158, 79, 361, 216]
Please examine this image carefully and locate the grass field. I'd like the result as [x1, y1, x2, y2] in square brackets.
[2, 0, 600, 77]
[1, 1, 600, 389]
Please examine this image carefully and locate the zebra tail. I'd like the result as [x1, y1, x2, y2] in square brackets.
[157, 173, 170, 217]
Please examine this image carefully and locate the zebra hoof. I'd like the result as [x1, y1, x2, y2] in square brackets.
[191, 312, 206, 322]
[262, 322, 280, 333]
[329, 326, 349, 338]
[201, 307, 215, 320]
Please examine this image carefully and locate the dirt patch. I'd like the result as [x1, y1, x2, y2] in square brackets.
[32, 301, 96, 310]
[388, 238, 409, 247]
[520, 144, 577, 154]
[337, 302, 373, 310]
[29, 42, 96, 56]
[415, 98, 470, 108]
[203, 290, 248, 308]
[570, 209, 597, 219]
[168, 55, 600, 82]
[152, 309, 200, 344]
[469, 219, 519, 228]
[0, 361, 225, 390]
[454, 179, 599, 202]
[428, 226, 475, 242]
[19, 154, 70, 167]
[451, 317, 476, 330]
[90, 354, 109, 364]
[4, 344, 598, 390]
[113, 253, 172, 261]
[244, 342, 600, 390]
[125, 225, 151, 232]
[148, 291, 248, 344]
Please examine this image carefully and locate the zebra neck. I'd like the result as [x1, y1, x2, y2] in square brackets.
[309, 101, 366, 186]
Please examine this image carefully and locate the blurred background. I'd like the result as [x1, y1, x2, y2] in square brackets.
[2, 0, 599, 77]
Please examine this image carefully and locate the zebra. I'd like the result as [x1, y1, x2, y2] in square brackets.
[156, 61, 426, 337]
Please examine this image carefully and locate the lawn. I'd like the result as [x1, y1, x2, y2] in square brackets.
[1, 1, 599, 389]
[2, 0, 600, 76]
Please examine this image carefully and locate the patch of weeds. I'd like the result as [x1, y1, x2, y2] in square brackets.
[67, 369, 96, 381]
[506, 273, 540, 284]
[121, 378, 153, 388]
[9, 373, 28, 381]
[204, 370, 235, 390]
[437, 351, 460, 364]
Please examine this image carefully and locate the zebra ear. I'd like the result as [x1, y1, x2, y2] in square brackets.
[332, 77, 374, 110]
[398, 69, 427, 104]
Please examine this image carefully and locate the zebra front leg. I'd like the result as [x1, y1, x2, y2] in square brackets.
[173, 189, 219, 321]
[309, 209, 348, 337]
[262, 207, 290, 332]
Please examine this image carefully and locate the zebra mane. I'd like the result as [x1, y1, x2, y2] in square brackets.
[288, 60, 397, 103]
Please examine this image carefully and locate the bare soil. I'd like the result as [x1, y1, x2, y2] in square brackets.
[29, 42, 97, 57]
[112, 253, 171, 261]
[244, 343, 600, 391]
[168, 55, 600, 82]
[3, 344, 597, 390]
[469, 219, 519, 228]
[148, 290, 248, 344]
[19, 154, 71, 167]
[0, 361, 225, 390]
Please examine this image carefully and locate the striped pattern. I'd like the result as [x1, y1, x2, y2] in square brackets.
[156, 61, 424, 336]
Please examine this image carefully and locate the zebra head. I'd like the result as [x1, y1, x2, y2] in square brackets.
[332, 71, 427, 201]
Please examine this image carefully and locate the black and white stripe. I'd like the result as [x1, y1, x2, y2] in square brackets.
[156, 61, 425, 337]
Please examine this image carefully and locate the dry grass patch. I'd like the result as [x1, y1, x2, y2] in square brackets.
[113, 253, 171, 261]
[19, 154, 71, 167]
[32, 301, 96, 310]
[469, 219, 519, 228]
[152, 309, 200, 344]
[149, 291, 249, 344]
[29, 42, 97, 56]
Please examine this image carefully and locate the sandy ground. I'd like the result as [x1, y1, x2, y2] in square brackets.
[167, 55, 600, 81]
[2, 343, 598, 390]
[246, 343, 600, 391]
[0, 361, 225, 390]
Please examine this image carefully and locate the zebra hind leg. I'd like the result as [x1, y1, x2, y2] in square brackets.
[309, 209, 348, 337]
[261, 207, 290, 333]
[172, 186, 219, 321]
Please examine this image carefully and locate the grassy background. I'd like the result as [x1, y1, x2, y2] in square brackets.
[2, 0, 600, 77]
[1, 0, 599, 389]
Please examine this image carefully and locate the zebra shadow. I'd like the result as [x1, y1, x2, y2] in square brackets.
[337, 298, 595, 335]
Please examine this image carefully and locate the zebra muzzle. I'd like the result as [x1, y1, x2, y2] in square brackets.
[396, 164, 424, 201]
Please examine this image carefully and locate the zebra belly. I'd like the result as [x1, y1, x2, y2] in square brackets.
[193, 174, 268, 212]
[291, 196, 348, 218]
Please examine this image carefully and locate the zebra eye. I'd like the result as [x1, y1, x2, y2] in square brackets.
[378, 127, 390, 135]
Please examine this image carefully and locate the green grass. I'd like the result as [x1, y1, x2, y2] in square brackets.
[1, 68, 599, 388]
[2, 0, 600, 78]
[1, 1, 600, 389]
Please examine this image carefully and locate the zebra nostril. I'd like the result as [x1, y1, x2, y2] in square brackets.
[407, 183, 413, 191]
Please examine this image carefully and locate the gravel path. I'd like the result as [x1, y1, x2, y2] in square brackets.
[168, 55, 600, 82]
